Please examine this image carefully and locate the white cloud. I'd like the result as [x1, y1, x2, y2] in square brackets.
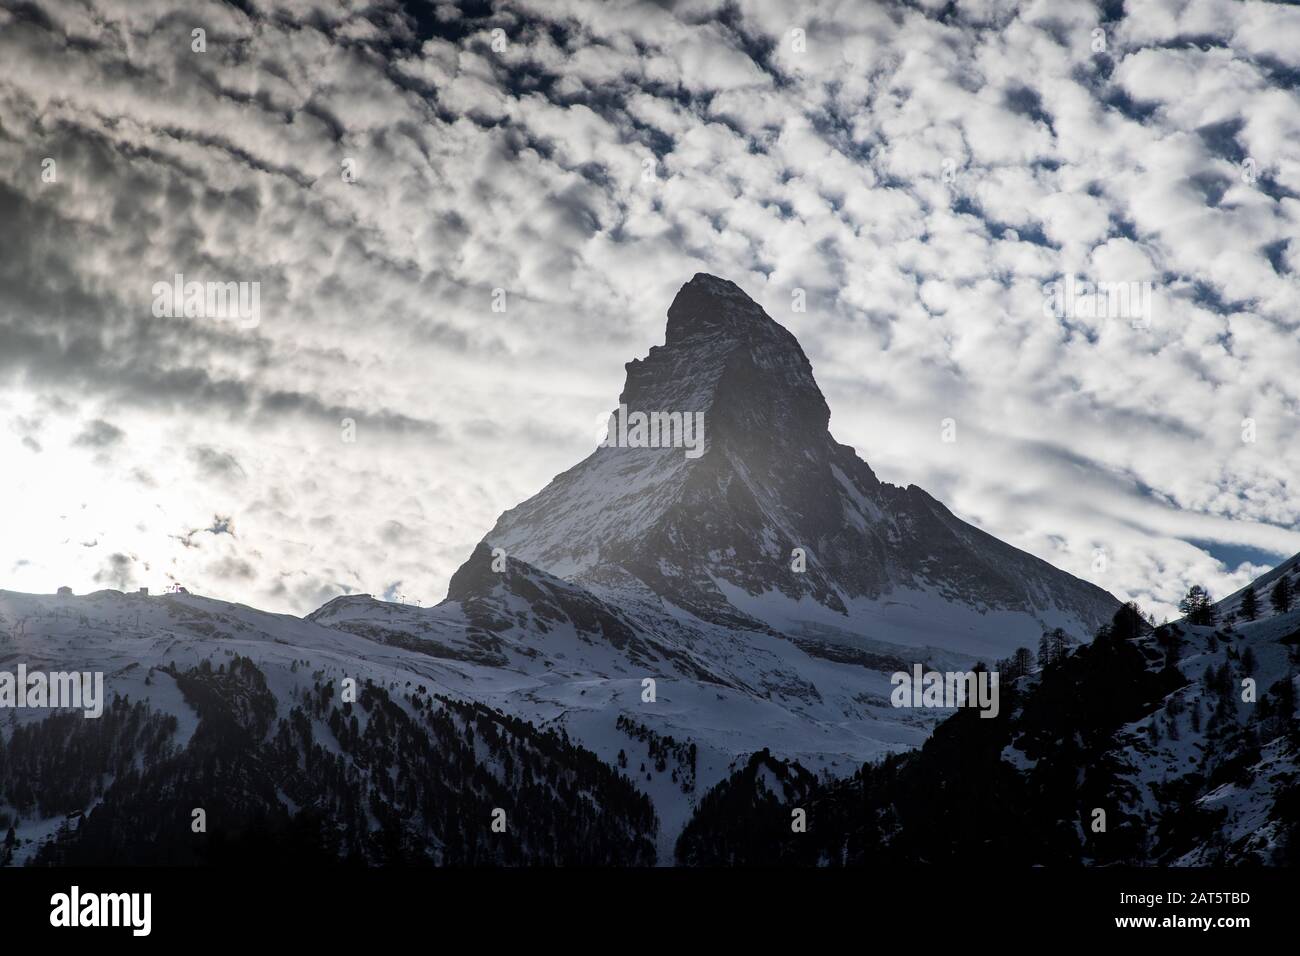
[0, 0, 1296, 623]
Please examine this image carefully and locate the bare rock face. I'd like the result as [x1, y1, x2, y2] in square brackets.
[478, 273, 1118, 658]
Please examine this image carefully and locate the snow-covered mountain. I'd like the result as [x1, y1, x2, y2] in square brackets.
[482, 273, 1117, 661]
[2, 274, 1141, 865]
[303, 276, 1123, 797]
[305, 273, 1124, 846]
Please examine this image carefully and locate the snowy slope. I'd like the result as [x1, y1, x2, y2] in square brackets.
[1114, 573, 1300, 865]
[1215, 553, 1300, 626]
[0, 571, 938, 863]
[668, 556, 1300, 866]
[0, 587, 659, 864]
[309, 544, 953, 860]
[998, 560, 1300, 865]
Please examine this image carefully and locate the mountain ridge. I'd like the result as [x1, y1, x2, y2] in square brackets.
[481, 272, 1118, 658]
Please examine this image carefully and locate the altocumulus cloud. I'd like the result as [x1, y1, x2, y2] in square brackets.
[0, 0, 1297, 619]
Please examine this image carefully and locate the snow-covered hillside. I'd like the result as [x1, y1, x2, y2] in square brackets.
[0, 587, 661, 865]
[990, 564, 1300, 865]
[1119, 566, 1300, 864]
[0, 572, 936, 864]
[669, 559, 1300, 866]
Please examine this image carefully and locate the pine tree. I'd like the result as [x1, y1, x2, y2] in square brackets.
[1179, 585, 1216, 625]
[1011, 646, 1036, 678]
[1240, 586, 1259, 621]
[1037, 627, 1070, 668]
[1271, 576, 1293, 614]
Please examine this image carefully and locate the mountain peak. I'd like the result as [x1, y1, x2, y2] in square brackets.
[477, 273, 1119, 656]
[664, 273, 782, 348]
[623, 274, 824, 430]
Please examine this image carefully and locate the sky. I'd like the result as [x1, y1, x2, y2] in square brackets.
[0, 0, 1297, 621]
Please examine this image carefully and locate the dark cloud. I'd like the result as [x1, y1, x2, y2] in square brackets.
[189, 445, 246, 482]
[206, 555, 256, 581]
[93, 551, 135, 590]
[1003, 85, 1055, 132]
[73, 418, 125, 448]
[380, 519, 418, 546]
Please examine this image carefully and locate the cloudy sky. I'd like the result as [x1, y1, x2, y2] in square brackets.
[0, 0, 1297, 621]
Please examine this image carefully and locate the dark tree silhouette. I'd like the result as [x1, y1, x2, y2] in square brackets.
[1179, 586, 1216, 626]
[1271, 577, 1293, 615]
[1240, 586, 1259, 621]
